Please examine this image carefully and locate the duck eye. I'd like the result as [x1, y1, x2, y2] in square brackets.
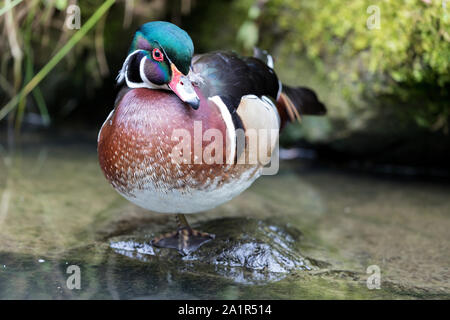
[152, 48, 164, 62]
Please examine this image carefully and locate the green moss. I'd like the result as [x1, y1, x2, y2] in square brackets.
[259, 0, 450, 132]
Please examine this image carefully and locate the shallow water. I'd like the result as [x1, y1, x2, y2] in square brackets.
[0, 131, 449, 299]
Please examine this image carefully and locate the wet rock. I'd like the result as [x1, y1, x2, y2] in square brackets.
[108, 217, 323, 284]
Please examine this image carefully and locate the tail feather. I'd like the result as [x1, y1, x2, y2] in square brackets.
[276, 85, 327, 126]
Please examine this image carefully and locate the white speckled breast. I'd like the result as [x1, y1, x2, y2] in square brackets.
[98, 88, 261, 214]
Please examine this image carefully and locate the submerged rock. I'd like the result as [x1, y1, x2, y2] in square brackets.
[108, 217, 323, 284]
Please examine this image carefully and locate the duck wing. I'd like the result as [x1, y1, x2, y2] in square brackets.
[191, 51, 280, 109]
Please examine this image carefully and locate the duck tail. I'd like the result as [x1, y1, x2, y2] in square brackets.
[276, 85, 327, 126]
[252, 47, 327, 126]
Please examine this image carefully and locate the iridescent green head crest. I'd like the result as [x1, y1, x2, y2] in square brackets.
[117, 21, 199, 109]
[130, 21, 194, 75]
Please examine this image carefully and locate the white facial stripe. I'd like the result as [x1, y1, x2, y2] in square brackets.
[139, 57, 148, 85]
[117, 50, 141, 84]
[119, 49, 170, 91]
[139, 58, 170, 90]
[208, 96, 236, 164]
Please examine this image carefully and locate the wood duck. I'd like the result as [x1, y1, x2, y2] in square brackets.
[98, 21, 326, 255]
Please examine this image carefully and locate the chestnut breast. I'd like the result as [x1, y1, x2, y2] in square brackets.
[98, 88, 251, 196]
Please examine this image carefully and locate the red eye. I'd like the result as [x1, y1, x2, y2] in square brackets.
[152, 48, 164, 62]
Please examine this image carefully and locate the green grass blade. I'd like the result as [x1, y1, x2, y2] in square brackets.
[0, 0, 23, 17]
[15, 45, 33, 131]
[32, 87, 50, 126]
[0, 0, 116, 122]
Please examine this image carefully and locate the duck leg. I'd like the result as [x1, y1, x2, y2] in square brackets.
[151, 214, 215, 255]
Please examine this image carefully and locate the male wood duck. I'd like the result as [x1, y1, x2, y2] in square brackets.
[98, 21, 326, 255]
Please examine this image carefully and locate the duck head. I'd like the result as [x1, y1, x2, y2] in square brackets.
[117, 21, 200, 109]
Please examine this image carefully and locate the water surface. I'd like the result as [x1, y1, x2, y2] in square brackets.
[0, 131, 449, 299]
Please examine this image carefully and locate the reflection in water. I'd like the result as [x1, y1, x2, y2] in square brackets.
[110, 240, 156, 260]
[0, 134, 449, 299]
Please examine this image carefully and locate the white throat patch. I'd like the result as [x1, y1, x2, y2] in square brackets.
[116, 50, 170, 91]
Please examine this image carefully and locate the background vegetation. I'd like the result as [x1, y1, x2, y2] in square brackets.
[0, 0, 449, 167]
